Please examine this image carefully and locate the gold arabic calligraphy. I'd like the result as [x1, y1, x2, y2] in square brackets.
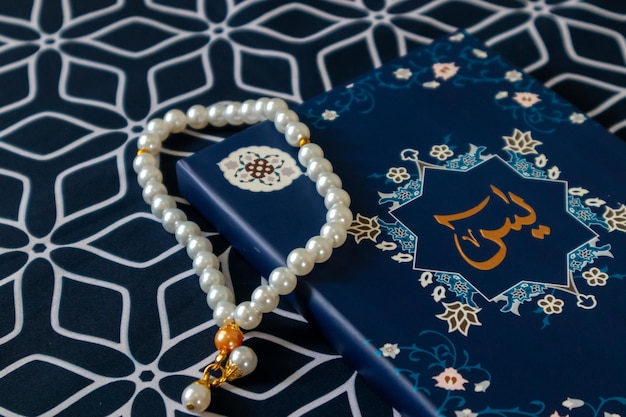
[434, 185, 551, 271]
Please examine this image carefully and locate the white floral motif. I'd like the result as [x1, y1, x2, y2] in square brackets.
[348, 214, 381, 244]
[569, 112, 586, 124]
[472, 48, 487, 58]
[400, 148, 419, 162]
[433, 367, 469, 390]
[433, 62, 459, 80]
[582, 267, 609, 287]
[502, 129, 542, 155]
[436, 301, 482, 336]
[386, 167, 410, 183]
[449, 33, 465, 42]
[548, 166, 561, 179]
[505, 70, 523, 82]
[376, 241, 397, 251]
[430, 144, 454, 161]
[423, 80, 440, 89]
[495, 91, 508, 99]
[513, 92, 541, 107]
[322, 109, 339, 120]
[432, 285, 446, 302]
[538, 294, 564, 314]
[420, 271, 434, 287]
[585, 197, 606, 207]
[392, 252, 413, 263]
[474, 380, 491, 392]
[569, 187, 589, 196]
[603, 204, 626, 233]
[379, 343, 400, 359]
[563, 398, 585, 410]
[394, 68, 412, 80]
[534, 154, 548, 168]
[455, 409, 478, 417]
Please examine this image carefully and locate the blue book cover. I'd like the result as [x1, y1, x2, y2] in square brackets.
[177, 33, 626, 417]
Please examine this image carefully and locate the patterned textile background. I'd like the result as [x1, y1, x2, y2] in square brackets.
[0, 1, 625, 416]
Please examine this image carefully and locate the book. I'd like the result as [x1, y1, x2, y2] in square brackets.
[177, 32, 626, 417]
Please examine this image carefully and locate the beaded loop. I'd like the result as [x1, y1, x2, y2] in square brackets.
[134, 98, 352, 413]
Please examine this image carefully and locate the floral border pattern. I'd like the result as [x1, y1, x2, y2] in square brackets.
[345, 130, 624, 334]
[369, 331, 626, 417]
[315, 33, 626, 336]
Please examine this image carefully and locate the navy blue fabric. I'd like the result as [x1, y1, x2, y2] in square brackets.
[1, 1, 625, 416]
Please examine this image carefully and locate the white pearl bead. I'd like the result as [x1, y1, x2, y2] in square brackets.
[146, 118, 169, 141]
[268, 267, 297, 295]
[324, 187, 351, 209]
[229, 346, 258, 376]
[163, 109, 187, 133]
[326, 204, 353, 228]
[213, 300, 235, 327]
[234, 301, 262, 330]
[135, 101, 349, 372]
[315, 172, 342, 197]
[286, 247, 315, 276]
[207, 103, 227, 127]
[305, 236, 333, 263]
[320, 221, 348, 248]
[133, 152, 157, 174]
[150, 194, 176, 219]
[186, 105, 209, 129]
[162, 208, 187, 233]
[306, 156, 332, 181]
[199, 267, 225, 293]
[250, 285, 279, 313]
[284, 121, 310, 147]
[253, 98, 269, 121]
[206, 284, 235, 309]
[192, 250, 219, 275]
[274, 109, 299, 133]
[174, 220, 201, 245]
[240, 99, 259, 124]
[142, 180, 167, 204]
[186, 235, 213, 259]
[181, 382, 211, 412]
[264, 98, 288, 120]
[224, 102, 244, 126]
[137, 166, 163, 188]
[137, 133, 161, 154]
[298, 143, 323, 167]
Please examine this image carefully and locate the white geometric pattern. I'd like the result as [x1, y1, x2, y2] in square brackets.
[0, 0, 624, 415]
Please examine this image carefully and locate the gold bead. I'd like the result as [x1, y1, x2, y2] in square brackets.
[298, 137, 311, 147]
[214, 322, 244, 353]
[137, 148, 150, 155]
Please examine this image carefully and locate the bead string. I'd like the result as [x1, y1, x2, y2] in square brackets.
[133, 98, 353, 412]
